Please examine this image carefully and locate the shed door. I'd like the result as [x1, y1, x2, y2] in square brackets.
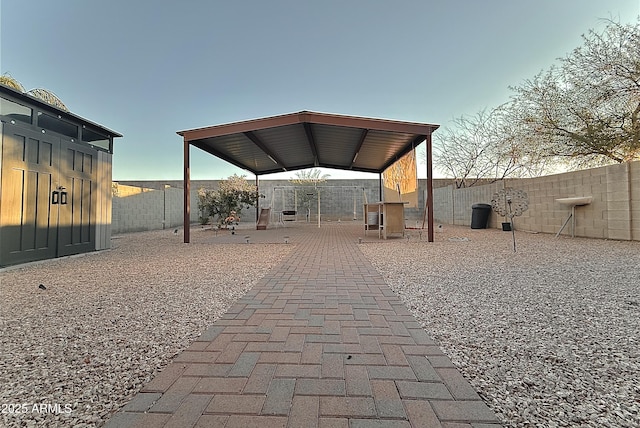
[0, 124, 98, 266]
[57, 140, 97, 256]
[0, 125, 59, 265]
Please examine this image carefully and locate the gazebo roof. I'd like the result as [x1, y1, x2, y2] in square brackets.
[177, 110, 439, 175]
[179, 110, 439, 243]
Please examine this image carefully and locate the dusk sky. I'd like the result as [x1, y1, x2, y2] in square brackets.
[2, 1, 639, 180]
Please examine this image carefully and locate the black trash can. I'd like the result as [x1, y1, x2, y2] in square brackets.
[471, 203, 492, 229]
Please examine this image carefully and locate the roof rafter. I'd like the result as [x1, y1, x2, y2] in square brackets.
[303, 123, 319, 166]
[381, 134, 426, 172]
[322, 162, 380, 174]
[192, 141, 259, 175]
[350, 129, 369, 169]
[243, 131, 287, 171]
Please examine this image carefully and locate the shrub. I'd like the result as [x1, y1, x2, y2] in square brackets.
[198, 175, 261, 228]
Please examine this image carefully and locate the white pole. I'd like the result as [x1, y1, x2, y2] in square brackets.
[317, 189, 321, 228]
[353, 187, 357, 220]
[270, 187, 276, 224]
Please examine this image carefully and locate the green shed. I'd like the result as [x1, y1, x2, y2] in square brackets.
[0, 84, 121, 267]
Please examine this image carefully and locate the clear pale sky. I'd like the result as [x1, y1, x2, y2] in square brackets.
[1, 1, 638, 180]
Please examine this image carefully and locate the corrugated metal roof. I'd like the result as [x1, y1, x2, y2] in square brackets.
[178, 111, 439, 175]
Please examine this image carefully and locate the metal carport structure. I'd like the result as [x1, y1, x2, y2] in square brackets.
[177, 110, 439, 242]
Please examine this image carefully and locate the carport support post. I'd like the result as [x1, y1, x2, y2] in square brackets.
[426, 133, 434, 242]
[255, 176, 259, 223]
[183, 140, 190, 243]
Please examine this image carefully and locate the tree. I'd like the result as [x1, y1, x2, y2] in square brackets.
[509, 18, 640, 167]
[289, 168, 330, 185]
[434, 18, 640, 182]
[288, 169, 330, 214]
[434, 110, 497, 188]
[433, 108, 550, 188]
[198, 174, 261, 227]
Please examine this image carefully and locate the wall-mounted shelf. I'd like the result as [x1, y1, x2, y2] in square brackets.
[555, 196, 593, 238]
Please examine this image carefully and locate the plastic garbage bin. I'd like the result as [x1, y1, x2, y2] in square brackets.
[471, 203, 492, 229]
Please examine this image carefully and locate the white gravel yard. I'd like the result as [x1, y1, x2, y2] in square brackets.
[0, 229, 291, 427]
[2, 223, 639, 427]
[360, 226, 640, 427]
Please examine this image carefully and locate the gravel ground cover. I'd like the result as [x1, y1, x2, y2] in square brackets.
[0, 228, 290, 427]
[2, 224, 639, 427]
[360, 226, 640, 427]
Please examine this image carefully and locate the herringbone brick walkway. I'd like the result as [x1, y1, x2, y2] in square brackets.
[105, 224, 500, 427]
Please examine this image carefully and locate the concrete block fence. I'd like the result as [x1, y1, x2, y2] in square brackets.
[433, 161, 639, 241]
[111, 183, 186, 234]
[112, 179, 451, 234]
[114, 161, 639, 241]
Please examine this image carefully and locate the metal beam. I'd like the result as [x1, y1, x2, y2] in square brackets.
[349, 129, 368, 168]
[243, 131, 286, 170]
[380, 135, 426, 173]
[255, 176, 259, 223]
[299, 111, 438, 135]
[303, 123, 320, 166]
[321, 163, 379, 174]
[178, 111, 438, 142]
[178, 112, 304, 141]
[183, 140, 190, 243]
[192, 141, 259, 175]
[426, 133, 434, 242]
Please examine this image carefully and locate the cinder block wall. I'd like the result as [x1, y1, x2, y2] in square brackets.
[114, 179, 452, 233]
[631, 161, 640, 239]
[433, 161, 639, 241]
[114, 162, 638, 240]
[111, 184, 195, 233]
[258, 179, 382, 223]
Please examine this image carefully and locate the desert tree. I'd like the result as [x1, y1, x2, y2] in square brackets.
[509, 18, 640, 167]
[289, 168, 331, 186]
[433, 107, 548, 188]
[434, 18, 639, 182]
[288, 168, 330, 214]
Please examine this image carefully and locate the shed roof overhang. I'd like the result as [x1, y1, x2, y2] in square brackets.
[177, 110, 439, 175]
[179, 110, 439, 243]
[0, 84, 122, 139]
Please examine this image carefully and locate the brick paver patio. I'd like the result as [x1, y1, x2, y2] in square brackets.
[105, 224, 501, 427]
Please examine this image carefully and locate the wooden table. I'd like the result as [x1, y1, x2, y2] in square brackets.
[364, 202, 405, 239]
